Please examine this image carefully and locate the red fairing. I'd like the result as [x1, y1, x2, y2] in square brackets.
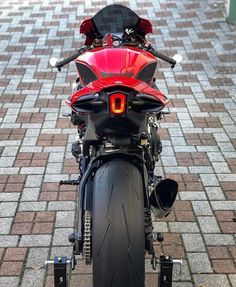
[79, 17, 153, 46]
[66, 76, 169, 107]
[75, 47, 157, 82]
[80, 18, 97, 46]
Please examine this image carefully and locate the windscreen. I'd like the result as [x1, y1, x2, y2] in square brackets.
[92, 4, 140, 36]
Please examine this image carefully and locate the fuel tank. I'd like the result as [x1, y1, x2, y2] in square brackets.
[75, 47, 157, 85]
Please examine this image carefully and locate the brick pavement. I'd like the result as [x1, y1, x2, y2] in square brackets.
[0, 0, 236, 286]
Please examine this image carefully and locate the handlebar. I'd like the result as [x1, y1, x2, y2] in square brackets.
[145, 45, 176, 68]
[55, 46, 91, 71]
[54, 44, 177, 71]
[151, 50, 176, 68]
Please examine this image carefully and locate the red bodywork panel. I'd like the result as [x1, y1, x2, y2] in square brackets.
[66, 76, 169, 107]
[75, 47, 157, 83]
[80, 17, 152, 46]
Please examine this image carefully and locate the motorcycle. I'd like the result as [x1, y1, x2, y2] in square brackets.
[48, 4, 183, 287]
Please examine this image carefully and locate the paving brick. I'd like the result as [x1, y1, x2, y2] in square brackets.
[0, 277, 20, 287]
[204, 234, 235, 246]
[0, 261, 23, 276]
[4, 247, 27, 261]
[0, 217, 13, 234]
[197, 216, 221, 233]
[169, 222, 199, 233]
[53, 228, 73, 246]
[187, 253, 213, 273]
[212, 259, 236, 274]
[19, 235, 51, 247]
[21, 269, 45, 287]
[18, 202, 47, 212]
[182, 234, 206, 252]
[55, 211, 75, 227]
[26, 247, 49, 268]
[0, 202, 18, 217]
[193, 274, 230, 287]
[192, 201, 213, 215]
[11, 222, 32, 235]
[205, 187, 225, 200]
[20, 188, 40, 201]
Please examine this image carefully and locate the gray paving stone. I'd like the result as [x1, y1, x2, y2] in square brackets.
[0, 277, 20, 287]
[20, 146, 43, 153]
[0, 156, 15, 167]
[153, 221, 168, 233]
[46, 162, 62, 174]
[20, 235, 51, 247]
[189, 166, 214, 174]
[0, 202, 18, 217]
[26, 248, 49, 268]
[218, 173, 236, 182]
[229, 274, 236, 287]
[20, 188, 40, 201]
[48, 152, 64, 162]
[0, 193, 20, 201]
[0, 217, 13, 234]
[0, 167, 19, 175]
[179, 192, 207, 200]
[161, 156, 178, 166]
[211, 201, 236, 210]
[25, 175, 43, 187]
[21, 269, 45, 287]
[205, 187, 225, 200]
[204, 234, 235, 246]
[55, 211, 75, 227]
[50, 246, 73, 258]
[193, 274, 230, 287]
[200, 173, 219, 186]
[197, 216, 221, 233]
[197, 146, 219, 152]
[192, 201, 213, 216]
[172, 283, 193, 287]
[169, 222, 199, 233]
[18, 202, 47, 212]
[187, 253, 213, 273]
[20, 167, 45, 175]
[2, 147, 19, 156]
[164, 166, 188, 174]
[182, 234, 206, 252]
[48, 201, 75, 211]
[0, 235, 19, 247]
[53, 228, 74, 246]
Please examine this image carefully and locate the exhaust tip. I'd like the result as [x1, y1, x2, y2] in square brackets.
[149, 179, 178, 218]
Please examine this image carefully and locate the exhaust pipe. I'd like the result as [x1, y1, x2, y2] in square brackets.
[149, 179, 178, 218]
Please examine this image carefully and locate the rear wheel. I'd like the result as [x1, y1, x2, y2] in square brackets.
[92, 160, 145, 287]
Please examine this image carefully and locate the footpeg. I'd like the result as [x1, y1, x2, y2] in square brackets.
[59, 179, 80, 185]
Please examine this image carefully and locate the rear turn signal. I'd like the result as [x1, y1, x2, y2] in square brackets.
[109, 93, 126, 115]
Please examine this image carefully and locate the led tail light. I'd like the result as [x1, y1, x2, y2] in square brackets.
[109, 93, 126, 115]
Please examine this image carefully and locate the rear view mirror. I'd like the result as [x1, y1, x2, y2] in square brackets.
[49, 57, 59, 67]
[172, 54, 183, 64]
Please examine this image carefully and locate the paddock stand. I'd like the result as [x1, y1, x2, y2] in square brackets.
[45, 250, 182, 287]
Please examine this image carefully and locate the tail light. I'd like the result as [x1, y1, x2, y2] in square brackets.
[109, 93, 126, 115]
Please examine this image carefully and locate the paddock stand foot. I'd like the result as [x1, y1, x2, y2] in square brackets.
[45, 254, 76, 287]
[151, 254, 183, 287]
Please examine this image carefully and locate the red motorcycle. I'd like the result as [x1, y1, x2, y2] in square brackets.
[49, 4, 182, 287]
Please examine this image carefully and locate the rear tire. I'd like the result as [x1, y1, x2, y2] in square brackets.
[92, 160, 145, 287]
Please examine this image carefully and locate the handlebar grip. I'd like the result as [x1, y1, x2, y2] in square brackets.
[56, 46, 89, 70]
[150, 49, 176, 68]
